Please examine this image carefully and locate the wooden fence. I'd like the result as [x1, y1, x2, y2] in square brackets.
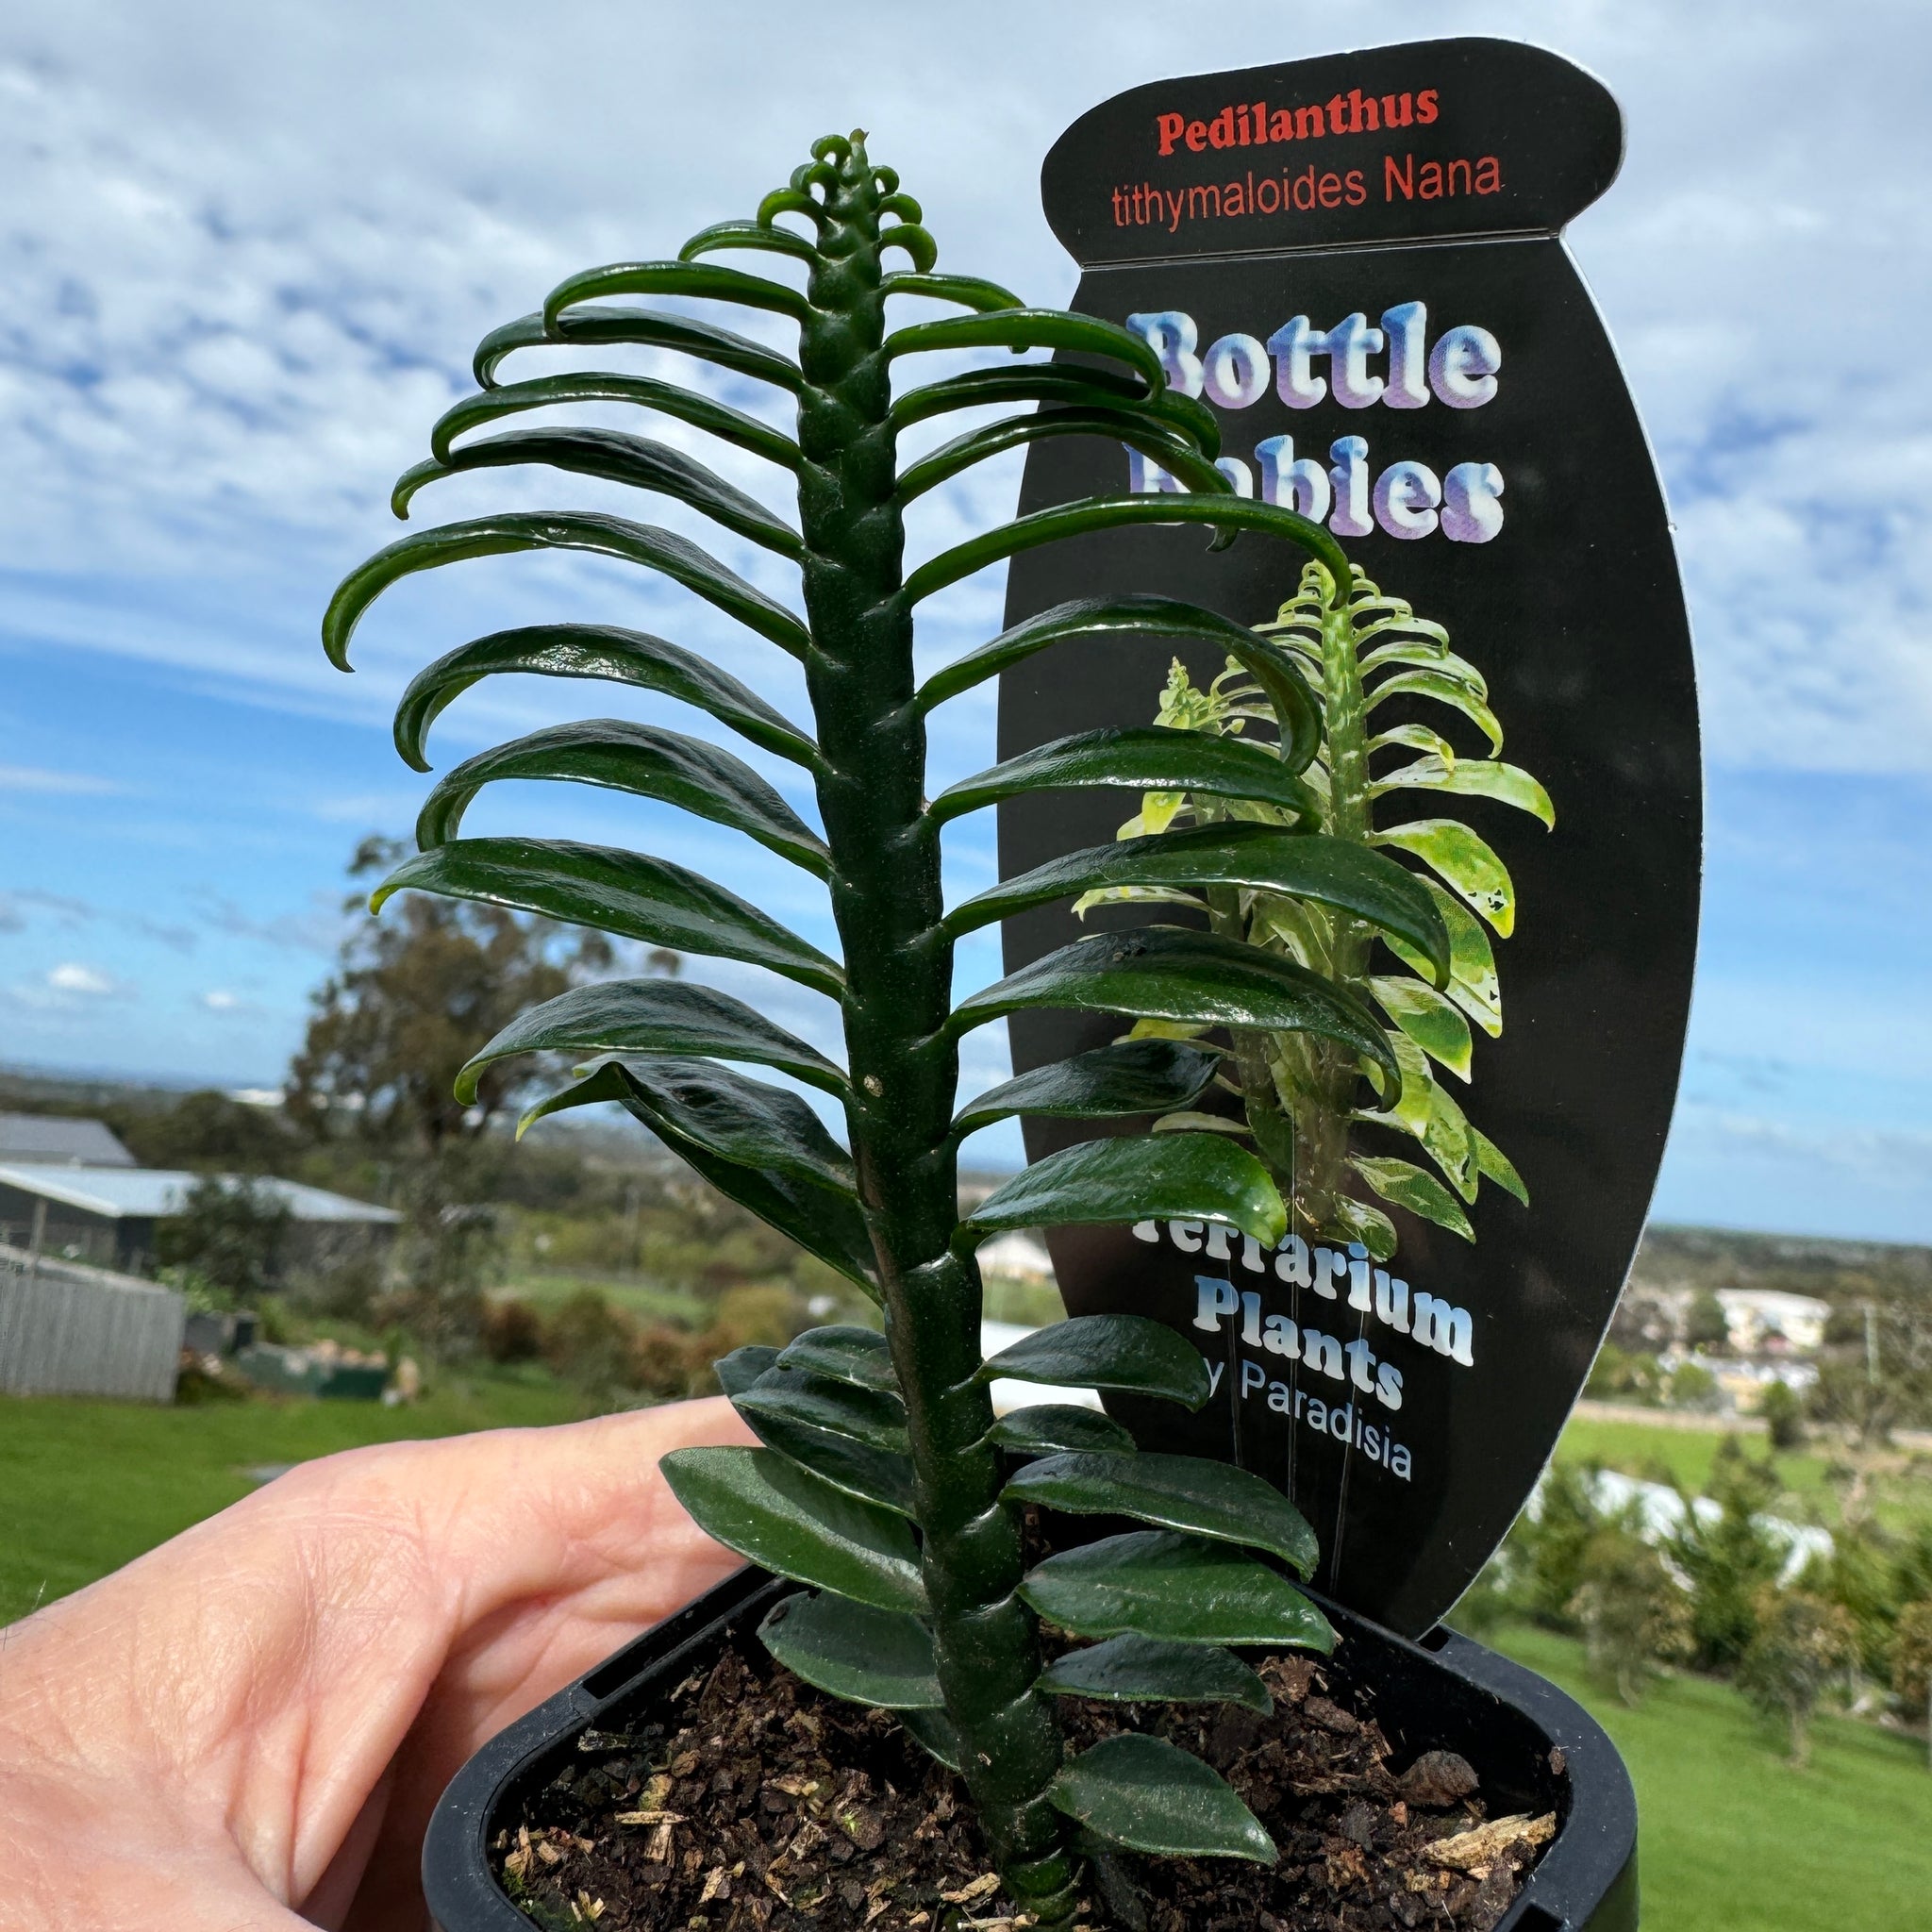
[0, 1242, 184, 1401]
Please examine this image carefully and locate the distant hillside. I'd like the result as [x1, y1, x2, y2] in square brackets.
[1632, 1223, 1932, 1308]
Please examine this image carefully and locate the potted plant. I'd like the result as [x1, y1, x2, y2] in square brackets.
[326, 132, 1637, 1930]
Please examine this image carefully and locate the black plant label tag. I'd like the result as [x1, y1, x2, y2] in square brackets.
[996, 39, 1699, 1635]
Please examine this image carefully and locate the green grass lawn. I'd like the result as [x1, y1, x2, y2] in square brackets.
[492, 1270, 709, 1325]
[0, 1367, 587, 1625]
[1491, 1623, 1932, 1932]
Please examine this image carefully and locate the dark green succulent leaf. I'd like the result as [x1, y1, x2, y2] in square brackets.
[756, 187, 831, 232]
[1382, 880, 1502, 1037]
[877, 222, 938, 272]
[946, 827, 1450, 989]
[714, 1343, 780, 1398]
[373, 838, 842, 996]
[897, 412, 1232, 506]
[1350, 1155, 1475, 1241]
[1049, 1733, 1275, 1865]
[415, 719, 829, 878]
[899, 1707, 963, 1772]
[961, 1135, 1284, 1251]
[905, 496, 1349, 616]
[985, 1405, 1139, 1458]
[776, 1324, 897, 1392]
[1371, 755, 1556, 829]
[393, 624, 816, 775]
[954, 927, 1401, 1099]
[879, 270, 1023, 311]
[543, 258, 809, 325]
[518, 1062, 877, 1295]
[580, 1056, 854, 1191]
[391, 429, 804, 560]
[979, 1314, 1212, 1410]
[891, 363, 1219, 457]
[1368, 974, 1473, 1082]
[1473, 1127, 1530, 1206]
[1039, 1633, 1271, 1713]
[677, 217, 819, 265]
[1005, 1453, 1317, 1576]
[951, 1039, 1218, 1139]
[658, 1446, 925, 1615]
[929, 726, 1318, 828]
[758, 1592, 941, 1709]
[883, 310, 1166, 391]
[914, 594, 1318, 773]
[456, 977, 847, 1105]
[1020, 1530, 1336, 1648]
[473, 308, 803, 394]
[324, 512, 810, 672]
[429, 375, 802, 473]
[737, 1362, 908, 1455]
[1365, 669, 1503, 755]
[1374, 819, 1515, 937]
[738, 1404, 916, 1517]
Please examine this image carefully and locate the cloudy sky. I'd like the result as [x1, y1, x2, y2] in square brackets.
[2, 0, 1928, 1241]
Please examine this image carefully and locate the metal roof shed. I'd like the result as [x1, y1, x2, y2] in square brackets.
[0, 1164, 399, 1275]
[0, 1112, 136, 1167]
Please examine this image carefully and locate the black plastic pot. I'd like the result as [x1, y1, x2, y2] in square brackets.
[425, 1567, 1637, 1932]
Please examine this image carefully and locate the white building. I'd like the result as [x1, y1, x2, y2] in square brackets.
[1716, 1288, 1829, 1355]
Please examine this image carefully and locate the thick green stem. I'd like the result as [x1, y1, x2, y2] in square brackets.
[793, 138, 1076, 1921]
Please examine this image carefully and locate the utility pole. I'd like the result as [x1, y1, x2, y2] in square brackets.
[1864, 1299, 1881, 1445]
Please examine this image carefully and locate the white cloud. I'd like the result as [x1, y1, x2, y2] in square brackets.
[5, 960, 133, 1008]
[47, 961, 116, 995]
[1, 0, 1928, 777]
[0, 764, 125, 794]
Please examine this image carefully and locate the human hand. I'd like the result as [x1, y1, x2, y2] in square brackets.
[0, 1396, 754, 1931]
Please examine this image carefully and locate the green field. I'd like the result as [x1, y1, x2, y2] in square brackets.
[1557, 1412, 1932, 1532]
[1491, 1623, 1932, 1932]
[0, 1368, 585, 1625]
[5, 1388, 1930, 1926]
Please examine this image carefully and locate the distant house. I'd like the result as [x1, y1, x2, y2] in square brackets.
[0, 1111, 136, 1168]
[0, 1163, 399, 1276]
[1716, 1287, 1830, 1355]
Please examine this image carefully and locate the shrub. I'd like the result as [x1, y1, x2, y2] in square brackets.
[1736, 1586, 1857, 1766]
[480, 1295, 546, 1363]
[1667, 1358, 1721, 1411]
[1758, 1375, 1805, 1449]
[1568, 1523, 1690, 1707]
[1669, 1441, 1782, 1670]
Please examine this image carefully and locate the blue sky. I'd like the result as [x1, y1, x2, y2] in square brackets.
[2, 0, 1929, 1241]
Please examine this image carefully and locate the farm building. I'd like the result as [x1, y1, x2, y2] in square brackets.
[0, 1162, 399, 1276]
[0, 1110, 136, 1168]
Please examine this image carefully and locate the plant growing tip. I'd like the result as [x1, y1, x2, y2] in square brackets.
[327, 131, 1360, 1924]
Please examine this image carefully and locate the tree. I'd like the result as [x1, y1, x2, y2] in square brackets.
[1685, 1287, 1729, 1349]
[286, 837, 626, 1345]
[1668, 1441, 1782, 1670]
[1758, 1375, 1805, 1450]
[1737, 1586, 1857, 1766]
[1890, 1602, 1932, 1770]
[1568, 1522, 1690, 1707]
[156, 1174, 291, 1304]
[288, 836, 614, 1151]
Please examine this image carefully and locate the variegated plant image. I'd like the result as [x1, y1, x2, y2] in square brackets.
[1083, 560, 1554, 1264]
